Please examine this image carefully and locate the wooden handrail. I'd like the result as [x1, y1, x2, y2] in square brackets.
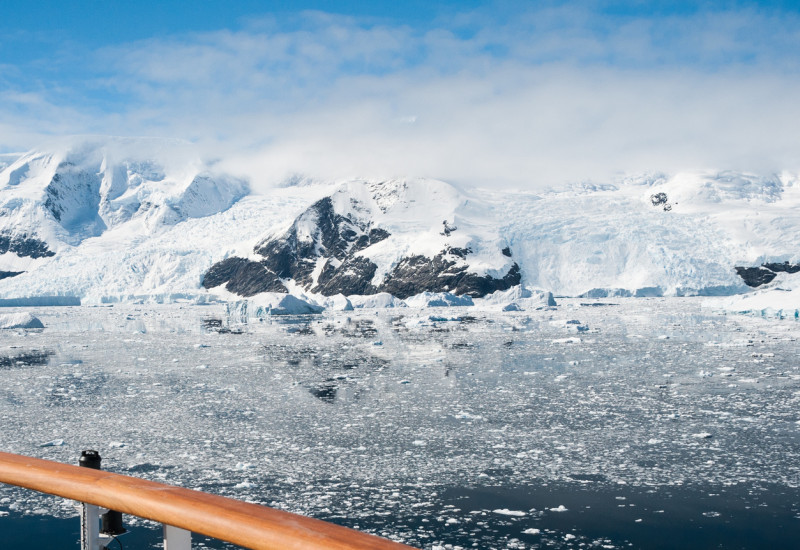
[0, 451, 416, 550]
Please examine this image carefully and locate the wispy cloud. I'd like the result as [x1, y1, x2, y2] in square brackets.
[2, 2, 799, 189]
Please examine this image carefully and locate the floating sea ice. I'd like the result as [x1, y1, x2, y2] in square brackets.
[0, 312, 44, 329]
[108, 441, 125, 448]
[493, 509, 526, 516]
[691, 432, 713, 439]
[453, 411, 482, 420]
[522, 528, 541, 535]
[549, 505, 568, 512]
[552, 337, 581, 344]
[40, 439, 65, 447]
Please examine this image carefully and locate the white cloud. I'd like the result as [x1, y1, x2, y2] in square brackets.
[2, 3, 799, 190]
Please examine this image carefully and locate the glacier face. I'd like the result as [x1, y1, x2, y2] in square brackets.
[0, 137, 799, 305]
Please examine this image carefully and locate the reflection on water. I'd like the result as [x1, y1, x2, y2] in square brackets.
[0, 349, 53, 369]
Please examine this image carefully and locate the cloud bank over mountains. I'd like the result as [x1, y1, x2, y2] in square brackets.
[2, 2, 799, 189]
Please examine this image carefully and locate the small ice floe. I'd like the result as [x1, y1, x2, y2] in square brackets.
[350, 292, 406, 309]
[647, 438, 663, 445]
[691, 432, 713, 439]
[565, 533, 577, 540]
[405, 291, 474, 308]
[493, 509, 526, 517]
[453, 411, 482, 420]
[522, 528, 541, 535]
[0, 313, 44, 329]
[445, 518, 459, 524]
[40, 439, 65, 447]
[321, 294, 354, 311]
[549, 505, 568, 512]
[108, 441, 125, 448]
[234, 481, 256, 489]
[702, 511, 721, 518]
[552, 337, 581, 344]
[412, 440, 427, 446]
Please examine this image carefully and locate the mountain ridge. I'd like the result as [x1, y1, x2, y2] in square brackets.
[0, 137, 798, 308]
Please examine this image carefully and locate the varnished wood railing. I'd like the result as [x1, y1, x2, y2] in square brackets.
[0, 451, 416, 550]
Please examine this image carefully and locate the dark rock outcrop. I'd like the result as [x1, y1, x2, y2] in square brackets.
[763, 261, 800, 274]
[0, 232, 55, 258]
[735, 261, 800, 287]
[378, 250, 520, 299]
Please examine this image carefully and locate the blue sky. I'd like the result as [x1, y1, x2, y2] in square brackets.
[1, 0, 799, 187]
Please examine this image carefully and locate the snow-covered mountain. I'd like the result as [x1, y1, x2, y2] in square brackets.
[203, 179, 520, 299]
[0, 137, 799, 310]
[0, 137, 247, 283]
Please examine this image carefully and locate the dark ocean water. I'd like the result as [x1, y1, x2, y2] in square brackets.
[2, 480, 798, 549]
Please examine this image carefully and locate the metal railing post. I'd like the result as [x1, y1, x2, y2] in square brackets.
[164, 524, 192, 549]
[79, 450, 102, 550]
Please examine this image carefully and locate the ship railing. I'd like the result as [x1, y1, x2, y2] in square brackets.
[0, 450, 416, 550]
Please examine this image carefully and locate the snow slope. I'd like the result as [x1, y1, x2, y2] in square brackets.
[709, 273, 800, 317]
[0, 138, 797, 306]
[0, 136, 247, 250]
[492, 171, 800, 297]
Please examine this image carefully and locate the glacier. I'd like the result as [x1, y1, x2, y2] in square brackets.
[0, 137, 799, 312]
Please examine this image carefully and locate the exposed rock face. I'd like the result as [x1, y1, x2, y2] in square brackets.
[735, 261, 800, 287]
[203, 183, 521, 299]
[204, 258, 286, 297]
[735, 266, 777, 287]
[0, 233, 55, 259]
[252, 197, 390, 291]
[379, 249, 520, 299]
